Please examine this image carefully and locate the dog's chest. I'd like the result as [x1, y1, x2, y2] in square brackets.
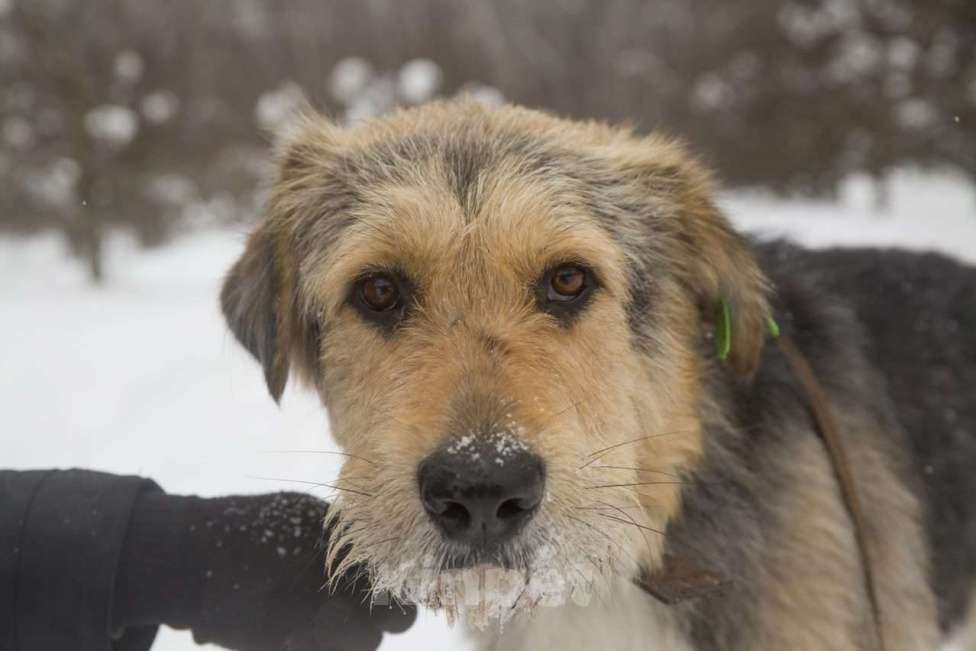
[473, 579, 694, 651]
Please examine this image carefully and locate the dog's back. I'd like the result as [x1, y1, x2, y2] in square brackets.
[760, 242, 976, 633]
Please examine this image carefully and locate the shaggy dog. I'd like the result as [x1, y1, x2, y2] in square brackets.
[220, 98, 976, 650]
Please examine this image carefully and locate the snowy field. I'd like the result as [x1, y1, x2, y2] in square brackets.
[2, 168, 974, 651]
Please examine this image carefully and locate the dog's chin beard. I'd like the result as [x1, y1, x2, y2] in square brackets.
[369, 546, 619, 630]
[325, 502, 633, 630]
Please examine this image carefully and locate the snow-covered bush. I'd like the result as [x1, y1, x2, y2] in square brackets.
[255, 81, 307, 132]
[398, 58, 442, 105]
[141, 91, 179, 125]
[330, 57, 375, 105]
[84, 105, 139, 149]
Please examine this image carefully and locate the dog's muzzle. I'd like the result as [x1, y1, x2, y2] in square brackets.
[418, 435, 545, 552]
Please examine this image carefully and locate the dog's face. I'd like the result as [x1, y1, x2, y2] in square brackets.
[222, 100, 769, 624]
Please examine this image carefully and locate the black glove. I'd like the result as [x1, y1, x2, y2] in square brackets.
[112, 491, 414, 651]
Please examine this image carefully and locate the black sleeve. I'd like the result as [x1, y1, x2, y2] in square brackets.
[0, 469, 162, 651]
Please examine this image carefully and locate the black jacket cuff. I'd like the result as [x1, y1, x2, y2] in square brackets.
[0, 469, 162, 651]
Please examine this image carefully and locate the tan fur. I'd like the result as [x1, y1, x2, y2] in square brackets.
[221, 98, 949, 647]
[951, 596, 976, 650]
[751, 417, 937, 650]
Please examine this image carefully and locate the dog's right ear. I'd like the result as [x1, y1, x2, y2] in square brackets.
[220, 111, 339, 403]
[220, 223, 292, 403]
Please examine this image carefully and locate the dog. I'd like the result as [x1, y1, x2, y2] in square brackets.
[220, 98, 976, 650]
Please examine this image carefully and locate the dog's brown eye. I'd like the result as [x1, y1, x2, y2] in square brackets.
[548, 265, 587, 301]
[537, 263, 597, 326]
[351, 270, 413, 332]
[360, 274, 400, 311]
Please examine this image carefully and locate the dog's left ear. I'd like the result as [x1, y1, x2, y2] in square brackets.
[679, 189, 771, 378]
[220, 223, 294, 403]
[625, 137, 772, 378]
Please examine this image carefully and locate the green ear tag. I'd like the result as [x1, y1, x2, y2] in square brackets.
[766, 316, 780, 338]
[715, 300, 732, 361]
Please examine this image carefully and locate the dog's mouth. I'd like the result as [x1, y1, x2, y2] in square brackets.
[440, 546, 523, 571]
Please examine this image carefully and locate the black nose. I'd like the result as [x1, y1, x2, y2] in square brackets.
[418, 439, 545, 549]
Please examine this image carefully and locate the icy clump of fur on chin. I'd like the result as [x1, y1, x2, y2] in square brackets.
[371, 545, 620, 630]
[324, 498, 644, 630]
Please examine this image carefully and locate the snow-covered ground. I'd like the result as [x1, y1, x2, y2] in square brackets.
[1, 168, 973, 650]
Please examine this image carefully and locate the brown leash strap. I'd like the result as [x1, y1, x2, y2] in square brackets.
[777, 335, 886, 651]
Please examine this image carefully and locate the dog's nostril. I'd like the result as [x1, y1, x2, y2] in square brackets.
[496, 497, 529, 521]
[441, 501, 470, 526]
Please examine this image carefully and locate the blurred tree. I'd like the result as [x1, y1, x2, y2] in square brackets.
[0, 0, 972, 282]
